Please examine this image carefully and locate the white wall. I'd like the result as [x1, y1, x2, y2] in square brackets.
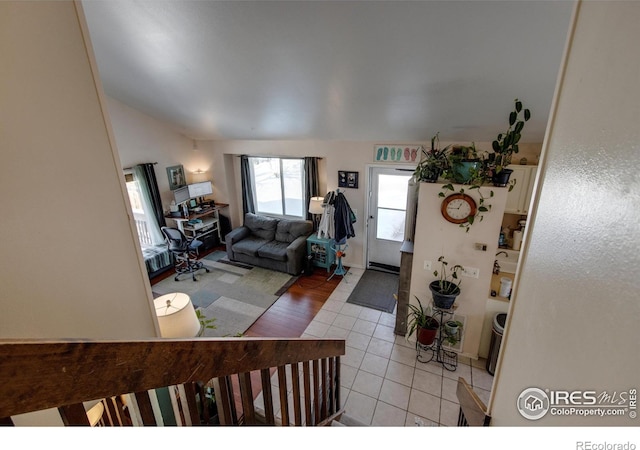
[491, 0, 640, 425]
[409, 183, 507, 358]
[210, 140, 538, 269]
[0, 1, 157, 339]
[107, 97, 215, 210]
[211, 140, 419, 268]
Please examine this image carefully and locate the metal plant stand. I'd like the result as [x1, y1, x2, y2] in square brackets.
[328, 242, 349, 281]
[416, 304, 458, 371]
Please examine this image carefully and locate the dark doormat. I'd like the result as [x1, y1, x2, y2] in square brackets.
[346, 269, 398, 313]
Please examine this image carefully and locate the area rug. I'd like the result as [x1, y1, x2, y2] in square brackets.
[152, 253, 298, 337]
[346, 269, 398, 313]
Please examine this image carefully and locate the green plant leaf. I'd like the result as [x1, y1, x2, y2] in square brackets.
[515, 100, 522, 112]
[524, 109, 531, 121]
[509, 111, 516, 126]
[479, 206, 488, 212]
[467, 215, 475, 225]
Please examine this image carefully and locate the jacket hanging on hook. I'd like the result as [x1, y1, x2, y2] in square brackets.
[317, 190, 356, 243]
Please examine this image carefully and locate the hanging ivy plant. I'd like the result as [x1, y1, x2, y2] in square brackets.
[439, 184, 494, 232]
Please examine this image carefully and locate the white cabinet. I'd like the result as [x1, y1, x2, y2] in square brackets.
[504, 165, 537, 215]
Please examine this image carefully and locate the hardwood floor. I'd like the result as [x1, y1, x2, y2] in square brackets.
[244, 269, 342, 338]
[150, 245, 342, 337]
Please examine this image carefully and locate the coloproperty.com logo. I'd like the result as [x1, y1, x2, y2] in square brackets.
[517, 387, 637, 420]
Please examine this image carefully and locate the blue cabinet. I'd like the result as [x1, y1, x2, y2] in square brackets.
[306, 234, 335, 272]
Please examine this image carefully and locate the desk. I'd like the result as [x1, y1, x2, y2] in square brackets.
[165, 203, 229, 247]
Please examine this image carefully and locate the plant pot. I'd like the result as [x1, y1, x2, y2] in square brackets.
[492, 168, 513, 187]
[417, 322, 439, 346]
[429, 280, 460, 309]
[452, 161, 481, 183]
[422, 169, 440, 183]
[444, 321, 459, 337]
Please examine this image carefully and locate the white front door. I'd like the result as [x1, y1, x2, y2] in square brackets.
[366, 167, 412, 271]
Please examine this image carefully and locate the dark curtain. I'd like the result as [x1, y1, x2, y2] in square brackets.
[240, 155, 255, 215]
[304, 157, 320, 221]
[138, 163, 166, 228]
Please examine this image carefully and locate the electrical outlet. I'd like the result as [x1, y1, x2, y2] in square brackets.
[462, 266, 479, 278]
[424, 260, 431, 271]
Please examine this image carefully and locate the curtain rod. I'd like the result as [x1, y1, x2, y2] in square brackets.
[123, 162, 158, 170]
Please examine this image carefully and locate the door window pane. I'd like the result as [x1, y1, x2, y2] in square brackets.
[375, 173, 410, 242]
[376, 208, 406, 242]
[377, 174, 410, 209]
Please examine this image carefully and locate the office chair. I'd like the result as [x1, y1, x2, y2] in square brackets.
[161, 227, 210, 281]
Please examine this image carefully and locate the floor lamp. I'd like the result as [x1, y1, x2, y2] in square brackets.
[154, 292, 201, 337]
[308, 197, 324, 232]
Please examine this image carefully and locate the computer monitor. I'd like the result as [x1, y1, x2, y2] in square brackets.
[188, 181, 213, 198]
[173, 186, 190, 205]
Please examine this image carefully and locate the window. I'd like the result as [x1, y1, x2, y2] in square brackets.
[248, 157, 305, 218]
[125, 172, 154, 247]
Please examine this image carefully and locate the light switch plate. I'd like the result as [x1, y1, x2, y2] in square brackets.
[461, 266, 479, 278]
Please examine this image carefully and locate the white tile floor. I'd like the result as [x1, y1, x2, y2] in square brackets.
[301, 267, 495, 426]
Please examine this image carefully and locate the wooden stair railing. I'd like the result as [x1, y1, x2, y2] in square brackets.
[0, 338, 344, 426]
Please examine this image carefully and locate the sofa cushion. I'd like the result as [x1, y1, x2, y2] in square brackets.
[257, 240, 289, 261]
[232, 236, 269, 257]
[275, 219, 313, 243]
[244, 213, 278, 241]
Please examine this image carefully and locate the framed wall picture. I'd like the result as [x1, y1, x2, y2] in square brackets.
[374, 145, 421, 163]
[338, 171, 358, 188]
[166, 165, 186, 191]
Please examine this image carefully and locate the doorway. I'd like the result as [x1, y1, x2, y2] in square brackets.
[366, 167, 413, 272]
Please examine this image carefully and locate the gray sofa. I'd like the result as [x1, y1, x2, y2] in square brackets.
[225, 213, 313, 275]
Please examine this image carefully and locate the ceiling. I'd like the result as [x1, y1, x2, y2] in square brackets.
[81, 0, 575, 142]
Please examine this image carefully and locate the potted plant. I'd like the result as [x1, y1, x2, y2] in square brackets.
[490, 98, 531, 186]
[196, 309, 217, 336]
[407, 296, 440, 346]
[443, 142, 485, 184]
[444, 320, 464, 346]
[413, 132, 451, 183]
[429, 255, 464, 309]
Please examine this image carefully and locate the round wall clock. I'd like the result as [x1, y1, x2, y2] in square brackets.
[441, 193, 477, 224]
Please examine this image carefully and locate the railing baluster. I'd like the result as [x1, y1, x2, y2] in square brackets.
[260, 368, 275, 425]
[302, 361, 312, 426]
[58, 403, 90, 426]
[328, 357, 335, 415]
[213, 376, 236, 425]
[312, 360, 320, 424]
[184, 383, 201, 426]
[134, 391, 157, 426]
[277, 366, 289, 426]
[238, 372, 256, 425]
[291, 363, 302, 425]
[335, 356, 341, 412]
[320, 358, 328, 421]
